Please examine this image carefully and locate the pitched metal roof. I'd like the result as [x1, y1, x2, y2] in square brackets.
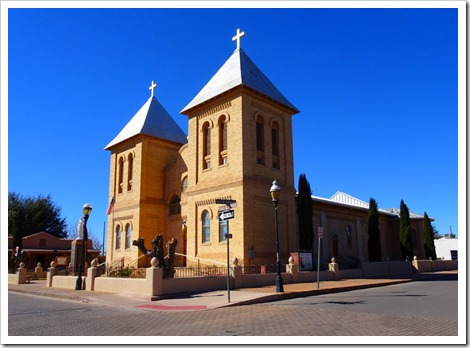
[181, 48, 299, 114]
[324, 191, 426, 219]
[382, 208, 426, 219]
[311, 192, 394, 216]
[105, 96, 187, 150]
[329, 191, 370, 209]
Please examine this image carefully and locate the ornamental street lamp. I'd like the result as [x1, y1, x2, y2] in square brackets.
[75, 203, 92, 290]
[270, 179, 284, 293]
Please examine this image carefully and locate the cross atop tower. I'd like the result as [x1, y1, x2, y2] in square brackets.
[232, 28, 245, 51]
[149, 80, 157, 97]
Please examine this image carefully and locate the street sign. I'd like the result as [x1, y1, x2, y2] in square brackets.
[215, 199, 237, 208]
[219, 205, 235, 211]
[219, 209, 235, 221]
[225, 233, 233, 239]
[318, 227, 324, 239]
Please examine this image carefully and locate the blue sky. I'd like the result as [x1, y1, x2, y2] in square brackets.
[4, 3, 464, 246]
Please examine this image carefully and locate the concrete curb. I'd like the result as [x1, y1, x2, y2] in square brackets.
[8, 287, 96, 303]
[224, 279, 415, 307]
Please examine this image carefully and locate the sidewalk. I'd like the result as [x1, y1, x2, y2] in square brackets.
[8, 271, 457, 311]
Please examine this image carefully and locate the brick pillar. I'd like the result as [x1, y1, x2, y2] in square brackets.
[35, 263, 45, 278]
[146, 257, 163, 297]
[46, 261, 57, 288]
[286, 256, 300, 283]
[17, 262, 27, 284]
[86, 258, 99, 291]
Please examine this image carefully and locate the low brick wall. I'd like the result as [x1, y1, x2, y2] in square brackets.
[339, 262, 412, 278]
[8, 265, 27, 284]
[412, 259, 458, 272]
[51, 275, 79, 289]
[94, 277, 148, 295]
[358, 261, 412, 278]
[43, 258, 457, 299]
[163, 277, 227, 295]
[290, 270, 335, 283]
[339, 269, 363, 279]
[241, 273, 284, 288]
[8, 274, 20, 284]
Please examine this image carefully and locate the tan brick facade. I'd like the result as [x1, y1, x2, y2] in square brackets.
[106, 135, 184, 267]
[106, 82, 299, 267]
[179, 87, 298, 266]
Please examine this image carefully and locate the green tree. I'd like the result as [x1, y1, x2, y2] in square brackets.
[433, 225, 442, 239]
[8, 192, 25, 251]
[399, 199, 413, 260]
[423, 212, 437, 259]
[8, 192, 68, 246]
[297, 174, 313, 252]
[367, 198, 382, 262]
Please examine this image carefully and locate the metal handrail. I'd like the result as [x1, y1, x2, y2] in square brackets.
[127, 254, 147, 268]
[174, 252, 226, 266]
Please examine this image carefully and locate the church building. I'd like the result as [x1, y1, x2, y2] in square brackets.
[104, 29, 429, 269]
[105, 29, 298, 268]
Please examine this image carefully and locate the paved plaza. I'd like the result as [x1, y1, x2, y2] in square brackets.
[5, 271, 461, 343]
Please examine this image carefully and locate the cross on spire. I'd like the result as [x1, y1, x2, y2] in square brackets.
[149, 80, 157, 97]
[232, 28, 245, 51]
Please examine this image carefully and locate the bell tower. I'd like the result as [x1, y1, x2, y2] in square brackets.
[180, 29, 299, 265]
[104, 82, 187, 266]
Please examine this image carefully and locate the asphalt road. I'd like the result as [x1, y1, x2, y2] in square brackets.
[6, 276, 459, 343]
[270, 275, 458, 322]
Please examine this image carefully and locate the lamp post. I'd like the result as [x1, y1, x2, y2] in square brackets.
[75, 203, 92, 290]
[270, 179, 284, 293]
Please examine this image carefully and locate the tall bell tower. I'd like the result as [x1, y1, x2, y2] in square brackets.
[180, 29, 300, 265]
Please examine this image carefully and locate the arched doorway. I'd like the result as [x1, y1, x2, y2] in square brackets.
[332, 235, 339, 258]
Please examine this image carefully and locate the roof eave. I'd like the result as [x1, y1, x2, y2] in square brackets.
[181, 85, 299, 116]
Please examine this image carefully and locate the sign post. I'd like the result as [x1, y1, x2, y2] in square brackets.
[216, 199, 236, 303]
[225, 220, 231, 303]
[317, 227, 323, 289]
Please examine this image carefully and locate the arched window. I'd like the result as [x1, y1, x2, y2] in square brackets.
[256, 116, 265, 165]
[169, 195, 181, 215]
[118, 157, 124, 194]
[271, 121, 280, 169]
[181, 176, 188, 194]
[346, 224, 352, 248]
[202, 210, 210, 243]
[218, 116, 228, 165]
[202, 122, 211, 170]
[219, 219, 228, 242]
[115, 225, 121, 250]
[127, 153, 133, 191]
[125, 223, 131, 249]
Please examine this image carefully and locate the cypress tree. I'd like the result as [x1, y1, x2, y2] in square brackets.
[423, 212, 437, 260]
[297, 174, 313, 252]
[367, 198, 382, 262]
[399, 199, 413, 260]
